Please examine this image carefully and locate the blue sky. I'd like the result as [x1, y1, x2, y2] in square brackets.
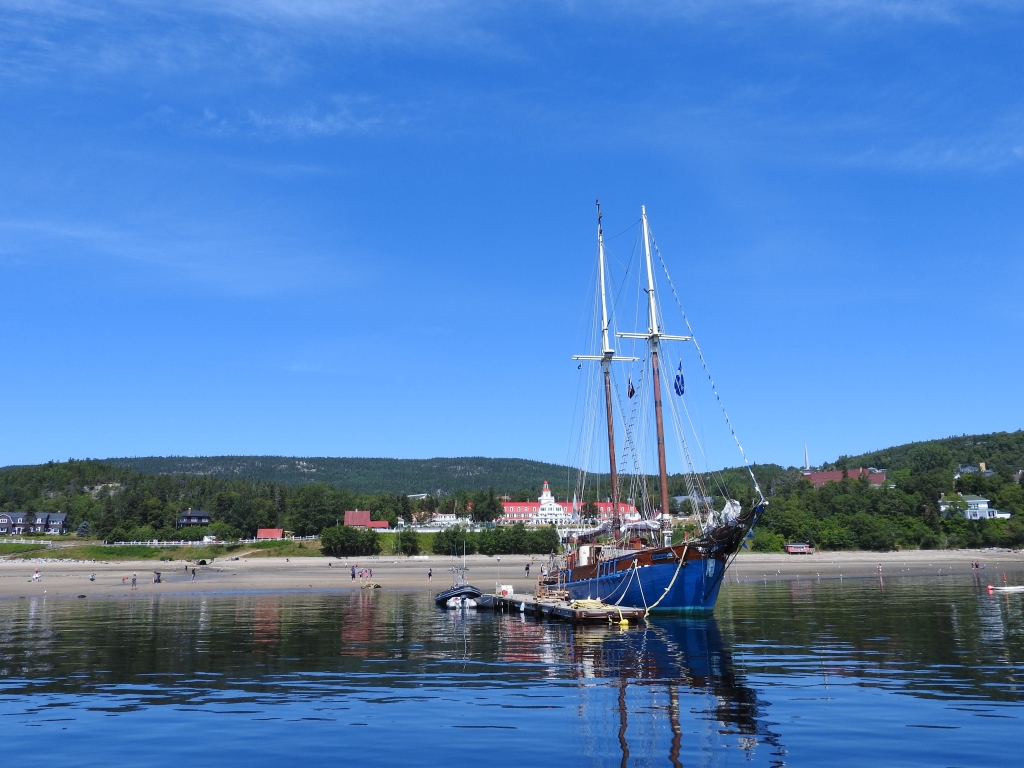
[1, 0, 1022, 472]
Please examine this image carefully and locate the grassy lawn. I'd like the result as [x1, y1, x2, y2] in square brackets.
[21, 543, 239, 561]
[21, 540, 327, 561]
[236, 540, 323, 557]
[0, 543, 51, 556]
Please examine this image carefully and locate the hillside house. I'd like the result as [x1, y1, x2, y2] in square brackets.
[0, 512, 29, 535]
[177, 509, 211, 527]
[29, 512, 67, 535]
[800, 468, 887, 488]
[956, 462, 997, 479]
[939, 494, 1011, 520]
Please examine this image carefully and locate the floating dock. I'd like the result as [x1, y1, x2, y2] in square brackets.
[479, 593, 646, 624]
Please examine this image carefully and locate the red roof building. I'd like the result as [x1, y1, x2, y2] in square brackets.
[801, 469, 886, 488]
[256, 528, 284, 539]
[344, 510, 390, 529]
[500, 481, 641, 527]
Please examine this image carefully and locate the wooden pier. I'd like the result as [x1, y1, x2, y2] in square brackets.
[479, 593, 646, 624]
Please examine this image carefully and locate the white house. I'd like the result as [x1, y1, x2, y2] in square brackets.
[535, 482, 574, 526]
[939, 494, 1011, 521]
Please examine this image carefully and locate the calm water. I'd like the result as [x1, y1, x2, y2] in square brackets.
[1, 576, 1021, 767]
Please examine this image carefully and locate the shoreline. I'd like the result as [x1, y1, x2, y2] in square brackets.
[1, 549, 1022, 600]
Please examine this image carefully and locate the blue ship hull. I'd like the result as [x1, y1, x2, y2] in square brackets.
[563, 554, 727, 613]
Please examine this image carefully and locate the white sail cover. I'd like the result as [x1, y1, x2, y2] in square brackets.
[720, 499, 742, 525]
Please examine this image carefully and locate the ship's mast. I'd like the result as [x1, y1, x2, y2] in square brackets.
[643, 206, 671, 537]
[617, 206, 691, 544]
[573, 201, 637, 543]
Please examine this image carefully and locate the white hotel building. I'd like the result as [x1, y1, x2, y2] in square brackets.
[500, 481, 640, 527]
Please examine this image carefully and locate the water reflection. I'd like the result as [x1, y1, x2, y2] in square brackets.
[0, 592, 779, 766]
[0, 578, 1021, 767]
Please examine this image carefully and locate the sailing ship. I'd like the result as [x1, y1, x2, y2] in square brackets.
[542, 203, 766, 613]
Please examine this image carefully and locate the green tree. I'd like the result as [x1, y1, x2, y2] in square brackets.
[940, 493, 968, 519]
[320, 525, 380, 557]
[432, 525, 477, 555]
[471, 487, 504, 523]
[529, 525, 561, 554]
[750, 529, 785, 552]
[580, 501, 599, 522]
[287, 483, 343, 535]
[396, 528, 420, 556]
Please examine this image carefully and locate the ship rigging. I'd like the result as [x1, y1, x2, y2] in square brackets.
[547, 203, 766, 613]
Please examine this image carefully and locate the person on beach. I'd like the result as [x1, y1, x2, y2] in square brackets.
[131, 573, 137, 590]
[33, 569, 41, 582]
[191, 568, 196, 582]
[351, 566, 356, 580]
[525, 563, 530, 578]
[428, 568, 432, 582]
[89, 573, 95, 582]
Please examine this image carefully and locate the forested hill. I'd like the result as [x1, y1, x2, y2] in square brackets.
[100, 456, 573, 496]
[826, 430, 1024, 475]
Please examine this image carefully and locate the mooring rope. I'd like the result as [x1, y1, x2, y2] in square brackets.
[644, 545, 688, 618]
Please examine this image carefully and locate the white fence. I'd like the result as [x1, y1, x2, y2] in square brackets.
[1, 538, 54, 547]
[108, 540, 223, 547]
[107, 535, 320, 547]
[236, 535, 319, 544]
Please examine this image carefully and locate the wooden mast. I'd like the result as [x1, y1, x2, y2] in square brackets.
[573, 202, 637, 542]
[618, 206, 691, 543]
[642, 206, 672, 537]
[596, 203, 621, 540]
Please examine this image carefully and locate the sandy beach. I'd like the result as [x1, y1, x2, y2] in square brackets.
[2, 548, 1023, 600]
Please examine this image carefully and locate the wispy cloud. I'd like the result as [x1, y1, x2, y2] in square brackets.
[244, 96, 401, 138]
[4, 0, 1016, 84]
[0, 218, 366, 296]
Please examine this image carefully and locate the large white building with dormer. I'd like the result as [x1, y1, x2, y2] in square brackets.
[939, 493, 1011, 520]
[500, 481, 641, 527]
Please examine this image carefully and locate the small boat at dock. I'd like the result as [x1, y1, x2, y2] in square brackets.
[434, 556, 482, 609]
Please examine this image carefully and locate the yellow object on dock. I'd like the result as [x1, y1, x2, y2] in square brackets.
[487, 593, 645, 624]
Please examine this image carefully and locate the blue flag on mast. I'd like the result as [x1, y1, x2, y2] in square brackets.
[673, 362, 684, 396]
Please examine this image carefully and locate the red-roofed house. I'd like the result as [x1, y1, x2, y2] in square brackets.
[256, 528, 284, 540]
[344, 510, 390, 529]
[801, 469, 886, 488]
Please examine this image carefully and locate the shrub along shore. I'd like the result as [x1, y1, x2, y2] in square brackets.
[3, 431, 1023, 555]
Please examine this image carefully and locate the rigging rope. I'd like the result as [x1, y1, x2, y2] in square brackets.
[644, 544, 688, 618]
[649, 232, 766, 504]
